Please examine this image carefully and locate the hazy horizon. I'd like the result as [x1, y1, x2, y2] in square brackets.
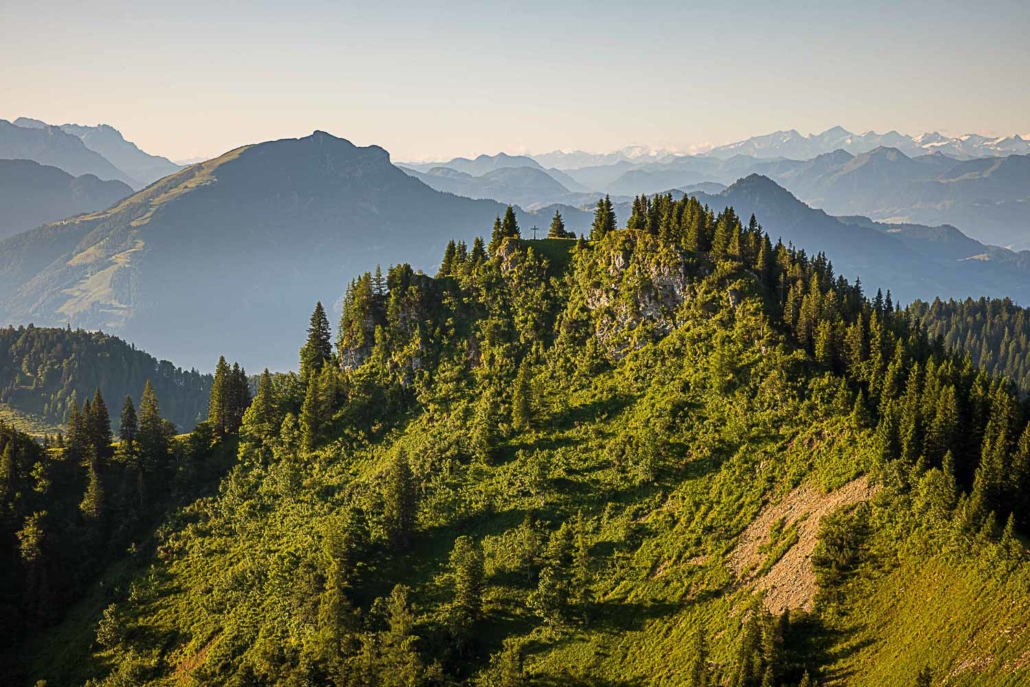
[3, 0, 1028, 163]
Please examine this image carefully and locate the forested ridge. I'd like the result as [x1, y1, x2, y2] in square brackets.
[6, 196, 1030, 685]
[909, 297, 1030, 394]
[0, 325, 211, 432]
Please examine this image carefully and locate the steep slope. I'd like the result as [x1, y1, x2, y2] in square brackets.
[0, 132, 532, 371]
[17, 224, 1030, 686]
[0, 120, 134, 185]
[0, 160, 132, 240]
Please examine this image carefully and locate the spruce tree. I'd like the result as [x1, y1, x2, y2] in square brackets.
[448, 535, 485, 637]
[501, 205, 520, 241]
[547, 209, 571, 238]
[383, 450, 417, 550]
[0, 442, 15, 505]
[208, 356, 231, 437]
[488, 215, 504, 255]
[80, 447, 104, 521]
[438, 240, 457, 277]
[137, 380, 167, 475]
[589, 195, 617, 241]
[89, 389, 112, 459]
[300, 302, 333, 385]
[119, 396, 138, 448]
[511, 361, 533, 431]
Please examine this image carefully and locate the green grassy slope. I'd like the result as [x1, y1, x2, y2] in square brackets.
[18, 224, 1030, 686]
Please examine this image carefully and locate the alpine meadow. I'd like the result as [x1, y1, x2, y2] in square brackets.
[3, 2, 1030, 685]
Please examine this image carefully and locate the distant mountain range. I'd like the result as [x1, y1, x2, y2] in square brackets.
[0, 132, 576, 371]
[679, 175, 1030, 305]
[0, 159, 132, 240]
[0, 119, 136, 186]
[750, 148, 1030, 249]
[4, 117, 182, 188]
[703, 126, 1030, 161]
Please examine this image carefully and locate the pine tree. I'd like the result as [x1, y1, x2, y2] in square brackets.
[488, 215, 504, 255]
[438, 240, 457, 277]
[80, 447, 104, 521]
[0, 442, 15, 505]
[137, 380, 167, 475]
[119, 396, 138, 448]
[301, 365, 338, 452]
[547, 209, 572, 238]
[572, 510, 593, 608]
[511, 361, 533, 431]
[851, 390, 872, 429]
[383, 451, 417, 550]
[88, 389, 112, 459]
[229, 362, 251, 433]
[501, 205, 520, 240]
[242, 369, 277, 445]
[589, 195, 617, 240]
[471, 236, 487, 264]
[300, 302, 333, 385]
[208, 356, 232, 437]
[448, 535, 485, 637]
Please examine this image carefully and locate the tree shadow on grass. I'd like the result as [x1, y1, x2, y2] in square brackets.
[787, 612, 877, 684]
[589, 598, 680, 633]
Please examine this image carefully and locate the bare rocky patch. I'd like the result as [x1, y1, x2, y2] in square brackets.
[729, 476, 875, 614]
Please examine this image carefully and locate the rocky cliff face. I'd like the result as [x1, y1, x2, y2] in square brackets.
[574, 232, 698, 359]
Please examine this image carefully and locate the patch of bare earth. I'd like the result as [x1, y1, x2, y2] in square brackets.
[728, 476, 876, 614]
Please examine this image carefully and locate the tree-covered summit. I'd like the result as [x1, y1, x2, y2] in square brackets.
[9, 196, 1030, 686]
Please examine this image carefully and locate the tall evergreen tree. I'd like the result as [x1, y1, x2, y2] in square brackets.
[137, 380, 168, 475]
[547, 209, 572, 239]
[383, 450, 417, 550]
[88, 389, 113, 460]
[589, 195, 617, 240]
[300, 302, 333, 385]
[511, 361, 533, 431]
[119, 396, 138, 448]
[448, 535, 485, 638]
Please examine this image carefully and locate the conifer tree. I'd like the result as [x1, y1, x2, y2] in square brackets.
[119, 396, 138, 448]
[137, 380, 168, 475]
[501, 204, 520, 241]
[471, 236, 487, 264]
[66, 400, 85, 463]
[511, 361, 533, 431]
[589, 195, 617, 240]
[448, 535, 485, 637]
[300, 301, 333, 385]
[547, 209, 572, 239]
[301, 365, 338, 453]
[383, 450, 417, 550]
[208, 356, 232, 437]
[80, 447, 104, 521]
[0, 442, 15, 505]
[438, 240, 457, 277]
[242, 368, 277, 445]
[89, 389, 112, 459]
[488, 215, 504, 255]
[572, 510, 593, 608]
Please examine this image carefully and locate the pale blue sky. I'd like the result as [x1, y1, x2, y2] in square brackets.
[2, 0, 1028, 162]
